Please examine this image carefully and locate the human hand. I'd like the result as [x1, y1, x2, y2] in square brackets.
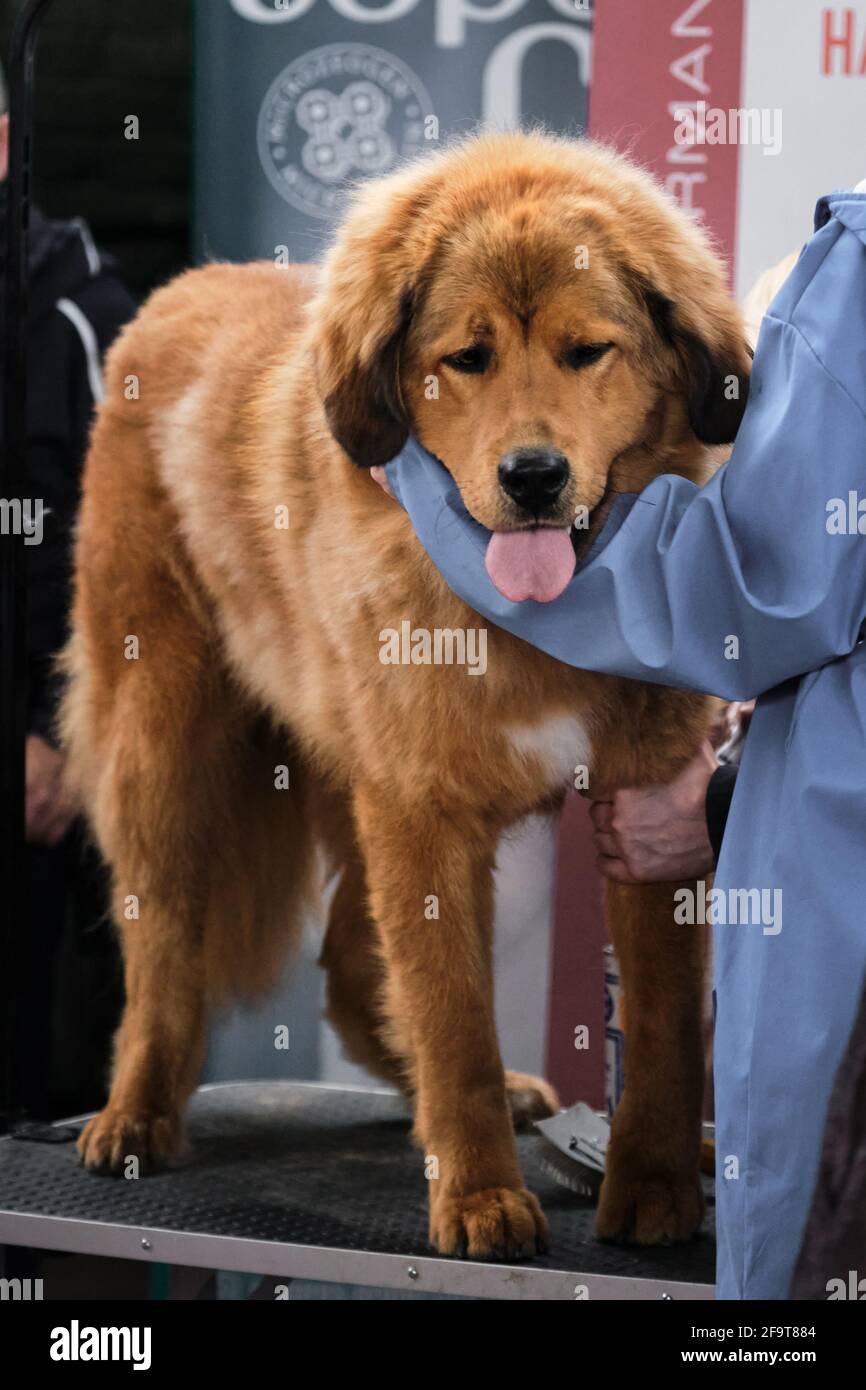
[25, 734, 78, 846]
[589, 741, 718, 884]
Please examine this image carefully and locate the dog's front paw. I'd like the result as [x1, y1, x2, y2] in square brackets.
[596, 1161, 704, 1245]
[505, 1070, 559, 1132]
[595, 1096, 704, 1244]
[430, 1186, 549, 1260]
[77, 1106, 186, 1174]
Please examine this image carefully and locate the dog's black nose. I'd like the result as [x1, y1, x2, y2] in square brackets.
[498, 448, 570, 514]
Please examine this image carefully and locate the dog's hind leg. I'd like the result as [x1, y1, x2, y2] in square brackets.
[78, 880, 209, 1173]
[73, 703, 313, 1172]
[503, 1071, 559, 1131]
[72, 654, 236, 1173]
[320, 852, 409, 1090]
[314, 783, 411, 1088]
[63, 494, 266, 1172]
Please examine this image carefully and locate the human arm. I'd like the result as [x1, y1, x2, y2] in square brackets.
[385, 201, 866, 702]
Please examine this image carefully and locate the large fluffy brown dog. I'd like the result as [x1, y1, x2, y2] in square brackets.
[61, 131, 749, 1260]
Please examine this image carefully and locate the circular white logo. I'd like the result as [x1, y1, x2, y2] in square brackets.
[257, 43, 434, 218]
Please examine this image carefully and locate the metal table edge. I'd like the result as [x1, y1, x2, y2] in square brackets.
[0, 1208, 714, 1301]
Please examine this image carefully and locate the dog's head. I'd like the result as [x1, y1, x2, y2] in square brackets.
[311, 132, 751, 600]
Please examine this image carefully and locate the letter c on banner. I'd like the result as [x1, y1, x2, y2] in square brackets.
[229, 0, 317, 22]
[331, 0, 420, 20]
[483, 22, 590, 128]
[438, 0, 528, 49]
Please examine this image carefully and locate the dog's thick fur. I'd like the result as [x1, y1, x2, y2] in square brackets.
[62, 132, 750, 1259]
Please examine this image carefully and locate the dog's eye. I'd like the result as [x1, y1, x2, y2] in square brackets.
[563, 342, 614, 370]
[442, 345, 490, 374]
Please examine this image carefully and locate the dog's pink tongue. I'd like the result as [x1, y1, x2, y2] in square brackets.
[485, 528, 574, 603]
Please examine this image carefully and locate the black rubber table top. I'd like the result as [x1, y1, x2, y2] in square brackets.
[0, 1081, 714, 1285]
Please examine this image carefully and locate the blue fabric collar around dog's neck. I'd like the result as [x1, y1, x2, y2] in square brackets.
[383, 434, 639, 662]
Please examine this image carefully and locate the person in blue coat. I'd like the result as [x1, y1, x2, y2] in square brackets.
[381, 188, 866, 1300]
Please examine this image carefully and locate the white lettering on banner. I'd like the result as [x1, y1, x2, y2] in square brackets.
[665, 1, 716, 218]
[670, 42, 711, 95]
[438, 0, 527, 48]
[672, 0, 712, 40]
[230, 0, 590, 49]
[331, 0, 419, 21]
[257, 43, 433, 216]
[230, 0, 317, 21]
[483, 22, 591, 127]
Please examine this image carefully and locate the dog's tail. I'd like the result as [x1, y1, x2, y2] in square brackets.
[198, 717, 320, 1006]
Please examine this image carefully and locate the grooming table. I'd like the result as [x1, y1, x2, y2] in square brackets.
[0, 1081, 714, 1300]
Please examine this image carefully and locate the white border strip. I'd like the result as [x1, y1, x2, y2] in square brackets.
[56, 298, 105, 403]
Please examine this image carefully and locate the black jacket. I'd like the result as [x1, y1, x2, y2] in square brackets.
[705, 762, 738, 862]
[4, 210, 137, 738]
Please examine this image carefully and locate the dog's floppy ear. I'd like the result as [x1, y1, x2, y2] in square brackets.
[314, 283, 415, 469]
[644, 285, 751, 446]
[310, 162, 437, 469]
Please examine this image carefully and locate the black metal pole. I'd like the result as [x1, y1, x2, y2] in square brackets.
[1, 0, 58, 1132]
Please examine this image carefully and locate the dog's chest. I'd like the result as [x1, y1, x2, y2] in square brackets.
[505, 713, 592, 790]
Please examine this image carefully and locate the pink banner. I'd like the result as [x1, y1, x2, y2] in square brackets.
[589, 0, 746, 279]
[546, 794, 606, 1108]
[546, 1, 747, 1102]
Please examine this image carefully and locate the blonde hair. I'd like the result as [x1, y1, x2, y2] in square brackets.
[742, 252, 799, 348]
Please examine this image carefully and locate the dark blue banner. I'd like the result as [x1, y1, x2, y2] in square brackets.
[193, 0, 592, 263]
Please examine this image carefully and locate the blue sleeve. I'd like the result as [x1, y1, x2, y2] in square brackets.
[386, 216, 866, 702]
